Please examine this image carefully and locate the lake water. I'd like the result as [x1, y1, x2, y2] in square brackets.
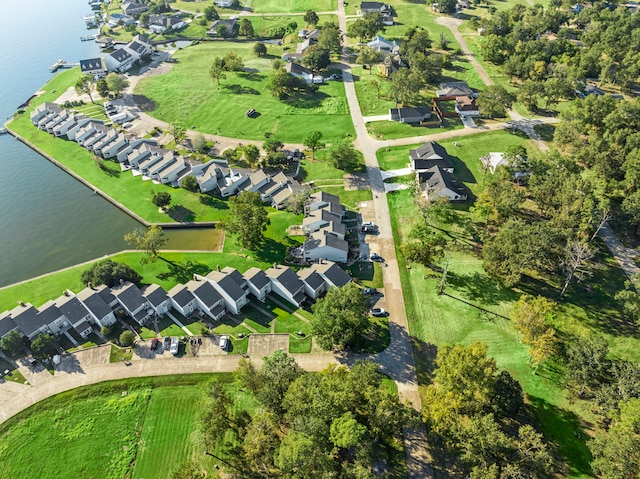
[0, 0, 215, 288]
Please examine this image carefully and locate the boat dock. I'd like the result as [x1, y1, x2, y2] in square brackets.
[49, 59, 80, 73]
[0, 128, 7, 135]
[80, 34, 98, 41]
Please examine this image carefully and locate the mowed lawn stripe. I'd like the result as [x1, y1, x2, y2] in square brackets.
[132, 387, 206, 479]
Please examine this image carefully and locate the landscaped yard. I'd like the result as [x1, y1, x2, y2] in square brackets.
[135, 42, 354, 143]
[366, 118, 464, 140]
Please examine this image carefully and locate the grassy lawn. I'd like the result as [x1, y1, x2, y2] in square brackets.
[0, 374, 228, 479]
[367, 118, 464, 140]
[135, 42, 354, 143]
[109, 344, 133, 362]
[377, 143, 418, 171]
[250, 0, 337, 13]
[351, 66, 396, 117]
[346, 261, 383, 288]
[298, 148, 347, 182]
[316, 186, 373, 210]
[289, 335, 312, 353]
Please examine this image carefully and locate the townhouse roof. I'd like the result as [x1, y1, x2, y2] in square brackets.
[265, 265, 304, 294]
[168, 284, 196, 307]
[80, 57, 106, 73]
[141, 284, 169, 307]
[243, 267, 271, 290]
[56, 295, 90, 325]
[297, 268, 326, 290]
[305, 230, 349, 253]
[0, 312, 17, 338]
[76, 287, 113, 319]
[311, 261, 352, 287]
[111, 282, 147, 312]
[186, 280, 223, 308]
[206, 271, 246, 301]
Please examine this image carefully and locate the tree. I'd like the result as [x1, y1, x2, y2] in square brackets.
[302, 45, 330, 71]
[559, 240, 594, 297]
[167, 123, 186, 144]
[216, 24, 229, 38]
[329, 139, 360, 171]
[542, 76, 573, 110]
[438, 31, 450, 50]
[517, 80, 542, 111]
[266, 68, 302, 99]
[75, 74, 95, 103]
[283, 190, 310, 214]
[235, 357, 263, 394]
[476, 85, 515, 118]
[203, 5, 219, 21]
[438, 0, 458, 13]
[303, 130, 324, 160]
[209, 57, 226, 84]
[253, 42, 267, 57]
[318, 22, 341, 53]
[124, 225, 168, 264]
[223, 51, 244, 71]
[241, 411, 280, 474]
[181, 175, 199, 193]
[119, 330, 135, 347]
[565, 336, 610, 397]
[481, 34, 509, 65]
[191, 132, 207, 153]
[511, 295, 557, 370]
[391, 68, 424, 106]
[238, 18, 254, 37]
[615, 276, 640, 323]
[1, 330, 24, 356]
[356, 46, 382, 73]
[257, 350, 303, 416]
[348, 12, 384, 42]
[263, 137, 283, 153]
[105, 73, 129, 97]
[491, 370, 524, 417]
[311, 284, 370, 350]
[223, 192, 270, 250]
[152, 191, 172, 211]
[242, 144, 261, 166]
[81, 259, 141, 287]
[96, 79, 109, 98]
[31, 333, 57, 361]
[304, 10, 319, 26]
[330, 411, 367, 449]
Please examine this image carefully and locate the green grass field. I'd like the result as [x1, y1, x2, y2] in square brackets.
[135, 42, 354, 143]
[250, 0, 337, 14]
[366, 118, 464, 140]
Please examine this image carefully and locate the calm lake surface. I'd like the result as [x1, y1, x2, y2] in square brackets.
[0, 0, 214, 288]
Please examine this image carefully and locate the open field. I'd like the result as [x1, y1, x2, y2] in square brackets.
[135, 42, 354, 143]
[367, 118, 464, 140]
[250, 0, 337, 14]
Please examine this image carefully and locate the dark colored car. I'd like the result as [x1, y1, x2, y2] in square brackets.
[150, 338, 159, 351]
[370, 253, 383, 262]
[363, 288, 377, 295]
[163, 336, 170, 349]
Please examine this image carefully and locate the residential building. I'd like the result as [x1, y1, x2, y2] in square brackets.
[367, 35, 399, 54]
[243, 267, 272, 302]
[207, 18, 237, 37]
[56, 294, 94, 338]
[305, 191, 345, 217]
[311, 261, 352, 288]
[265, 265, 307, 307]
[10, 303, 48, 340]
[297, 267, 328, 299]
[75, 286, 117, 329]
[418, 165, 468, 201]
[142, 284, 171, 315]
[107, 13, 135, 28]
[121, 1, 148, 15]
[111, 282, 151, 325]
[215, 0, 234, 7]
[455, 95, 480, 116]
[284, 62, 324, 84]
[0, 311, 18, 340]
[186, 279, 227, 321]
[30, 102, 62, 127]
[148, 14, 187, 34]
[304, 230, 349, 263]
[168, 284, 198, 317]
[482, 152, 509, 174]
[80, 57, 107, 78]
[302, 208, 345, 239]
[389, 106, 432, 124]
[360, 1, 392, 14]
[436, 81, 475, 98]
[104, 47, 135, 73]
[202, 268, 249, 315]
[409, 142, 454, 173]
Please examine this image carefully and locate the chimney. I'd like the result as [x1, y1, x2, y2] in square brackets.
[217, 265, 221, 272]
[273, 262, 278, 269]
[88, 281, 94, 290]
[194, 274, 199, 281]
[18, 301, 25, 307]
[119, 278, 125, 285]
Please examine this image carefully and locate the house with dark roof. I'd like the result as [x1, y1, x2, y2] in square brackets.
[311, 261, 352, 288]
[389, 106, 432, 124]
[142, 284, 171, 315]
[409, 142, 454, 173]
[56, 294, 94, 338]
[243, 267, 272, 302]
[107, 13, 135, 28]
[168, 284, 199, 317]
[125, 35, 153, 61]
[76, 286, 117, 329]
[303, 208, 345, 239]
[297, 268, 328, 299]
[148, 14, 187, 34]
[436, 81, 475, 98]
[33, 301, 68, 336]
[202, 268, 249, 315]
[105, 47, 134, 72]
[265, 265, 307, 307]
[112, 282, 151, 325]
[186, 279, 227, 321]
[304, 230, 349, 264]
[207, 18, 237, 37]
[122, 1, 148, 15]
[418, 165, 468, 201]
[80, 57, 107, 78]
[0, 311, 18, 340]
[305, 191, 344, 217]
[360, 2, 392, 14]
[10, 303, 46, 340]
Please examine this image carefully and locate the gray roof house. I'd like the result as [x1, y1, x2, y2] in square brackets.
[76, 286, 117, 328]
[243, 267, 272, 302]
[265, 265, 307, 307]
[360, 2, 392, 14]
[367, 35, 399, 54]
[56, 294, 94, 338]
[202, 269, 249, 315]
[303, 208, 346, 239]
[304, 230, 349, 264]
[111, 282, 151, 325]
[168, 284, 198, 317]
[186, 279, 227, 321]
[142, 284, 171, 315]
[105, 47, 135, 73]
[297, 268, 328, 299]
[389, 106, 432, 124]
[305, 191, 345, 217]
[122, 1, 148, 15]
[10, 303, 46, 340]
[30, 102, 62, 127]
[436, 81, 475, 98]
[207, 18, 237, 37]
[311, 261, 352, 288]
[0, 311, 18, 340]
[80, 57, 107, 77]
[409, 142, 454, 173]
[418, 165, 468, 202]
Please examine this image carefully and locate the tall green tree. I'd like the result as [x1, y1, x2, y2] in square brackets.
[253, 42, 267, 57]
[124, 225, 168, 264]
[303, 10, 319, 26]
[30, 333, 57, 361]
[356, 46, 382, 73]
[329, 139, 360, 171]
[256, 350, 303, 416]
[1, 330, 24, 356]
[238, 18, 254, 37]
[476, 85, 515, 118]
[223, 192, 270, 250]
[209, 57, 226, 84]
[242, 144, 261, 166]
[303, 130, 324, 159]
[318, 22, 342, 53]
[75, 74, 95, 103]
[203, 5, 219, 21]
[105, 73, 129, 96]
[152, 191, 172, 210]
[311, 284, 370, 351]
[81, 259, 141, 287]
[302, 46, 330, 71]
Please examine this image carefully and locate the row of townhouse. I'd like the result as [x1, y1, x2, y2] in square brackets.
[0, 261, 351, 343]
[81, 34, 153, 77]
[30, 104, 306, 194]
[302, 192, 350, 264]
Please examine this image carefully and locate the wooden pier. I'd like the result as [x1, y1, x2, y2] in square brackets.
[80, 34, 98, 41]
[49, 59, 80, 73]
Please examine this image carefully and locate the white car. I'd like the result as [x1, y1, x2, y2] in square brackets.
[362, 221, 374, 227]
[169, 336, 179, 355]
[219, 335, 229, 350]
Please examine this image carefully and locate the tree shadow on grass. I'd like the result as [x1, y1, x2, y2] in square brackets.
[168, 205, 196, 222]
[285, 90, 330, 109]
[222, 84, 260, 95]
[199, 194, 229, 210]
[527, 395, 593, 478]
[254, 238, 291, 264]
[238, 71, 266, 82]
[132, 94, 156, 112]
[446, 270, 519, 307]
[98, 161, 121, 177]
[410, 336, 438, 386]
[157, 260, 211, 283]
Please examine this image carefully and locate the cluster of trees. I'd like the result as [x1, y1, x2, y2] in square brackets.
[266, 68, 307, 99]
[347, 12, 385, 43]
[124, 224, 168, 264]
[81, 259, 142, 287]
[222, 191, 270, 250]
[75, 73, 130, 103]
[479, 4, 640, 110]
[300, 21, 341, 72]
[209, 52, 245, 85]
[202, 352, 416, 478]
[423, 343, 554, 479]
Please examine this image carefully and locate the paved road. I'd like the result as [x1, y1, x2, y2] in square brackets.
[598, 223, 640, 282]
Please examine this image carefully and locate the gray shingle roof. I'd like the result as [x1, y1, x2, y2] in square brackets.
[186, 280, 223, 308]
[56, 295, 90, 325]
[0, 312, 17, 338]
[312, 261, 352, 287]
[168, 284, 196, 307]
[265, 266, 304, 295]
[112, 282, 146, 312]
[76, 287, 113, 319]
[243, 267, 271, 290]
[298, 268, 326, 290]
[10, 304, 45, 338]
[142, 284, 169, 307]
[206, 271, 245, 301]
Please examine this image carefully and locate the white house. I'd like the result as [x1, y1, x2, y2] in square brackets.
[215, 0, 234, 7]
[30, 102, 62, 126]
[297, 268, 328, 299]
[243, 267, 272, 302]
[191, 159, 231, 193]
[265, 265, 307, 307]
[111, 282, 151, 325]
[107, 13, 135, 28]
[367, 35, 399, 54]
[148, 14, 187, 34]
[56, 294, 94, 338]
[104, 47, 135, 73]
[65, 118, 96, 141]
[117, 138, 158, 163]
[168, 284, 199, 317]
[52, 113, 87, 138]
[142, 284, 171, 316]
[186, 279, 227, 321]
[76, 286, 117, 329]
[122, 1, 148, 15]
[284, 62, 324, 84]
[202, 268, 249, 315]
[305, 191, 345, 218]
[80, 57, 107, 78]
[33, 301, 67, 336]
[302, 208, 345, 239]
[482, 152, 509, 174]
[98, 133, 128, 159]
[311, 261, 352, 288]
[303, 230, 349, 264]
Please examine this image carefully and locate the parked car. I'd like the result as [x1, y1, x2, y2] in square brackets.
[219, 335, 229, 350]
[370, 253, 383, 262]
[150, 338, 159, 351]
[362, 225, 378, 234]
[163, 336, 170, 349]
[363, 287, 377, 295]
[170, 336, 179, 355]
[371, 308, 389, 317]
[328, 73, 342, 80]
[245, 108, 256, 117]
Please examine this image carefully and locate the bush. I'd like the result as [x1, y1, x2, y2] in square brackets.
[100, 326, 111, 337]
[120, 330, 135, 347]
[81, 260, 142, 287]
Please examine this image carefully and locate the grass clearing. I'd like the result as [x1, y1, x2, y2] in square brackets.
[250, 0, 337, 13]
[367, 118, 464, 140]
[135, 42, 354, 143]
[109, 344, 133, 362]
